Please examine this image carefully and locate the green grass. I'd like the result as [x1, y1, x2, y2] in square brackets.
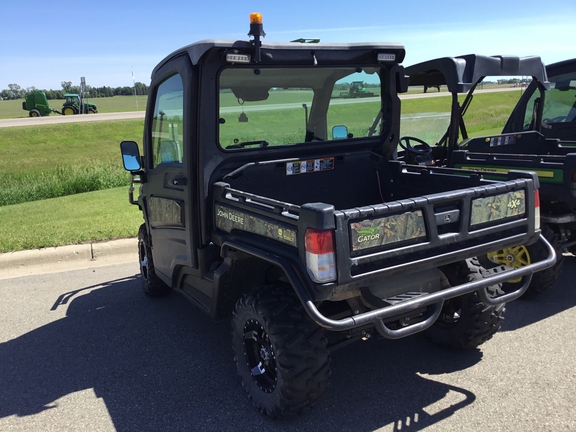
[0, 95, 147, 119]
[0, 119, 143, 205]
[0, 187, 142, 253]
[0, 89, 524, 252]
[400, 90, 523, 139]
[0, 163, 130, 206]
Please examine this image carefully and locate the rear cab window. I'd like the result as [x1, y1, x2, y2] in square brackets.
[218, 67, 383, 150]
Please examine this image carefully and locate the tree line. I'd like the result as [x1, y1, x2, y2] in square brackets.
[1, 81, 149, 100]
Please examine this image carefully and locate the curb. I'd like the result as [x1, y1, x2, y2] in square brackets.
[0, 238, 138, 279]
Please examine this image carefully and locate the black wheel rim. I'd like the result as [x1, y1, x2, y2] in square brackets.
[243, 318, 277, 393]
[436, 298, 462, 328]
[139, 241, 149, 282]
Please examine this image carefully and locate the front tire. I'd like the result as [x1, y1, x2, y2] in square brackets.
[426, 258, 505, 349]
[231, 285, 331, 418]
[137, 224, 171, 296]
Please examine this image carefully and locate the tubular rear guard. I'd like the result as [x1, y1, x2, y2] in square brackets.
[220, 234, 556, 339]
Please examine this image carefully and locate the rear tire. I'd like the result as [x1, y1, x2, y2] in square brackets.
[480, 224, 563, 296]
[231, 285, 331, 418]
[137, 224, 171, 296]
[29, 109, 41, 117]
[522, 225, 563, 295]
[426, 258, 505, 349]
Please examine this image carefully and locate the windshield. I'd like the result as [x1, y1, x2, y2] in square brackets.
[218, 67, 383, 150]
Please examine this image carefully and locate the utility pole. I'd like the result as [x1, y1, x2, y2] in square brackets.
[132, 67, 139, 110]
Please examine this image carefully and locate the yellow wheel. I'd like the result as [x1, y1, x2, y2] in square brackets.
[486, 245, 530, 283]
[482, 226, 563, 296]
[62, 107, 76, 115]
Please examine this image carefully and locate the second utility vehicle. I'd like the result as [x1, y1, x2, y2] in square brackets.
[404, 55, 568, 294]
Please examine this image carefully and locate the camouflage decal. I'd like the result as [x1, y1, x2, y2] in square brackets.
[148, 196, 183, 227]
[215, 204, 297, 246]
[286, 157, 334, 175]
[350, 210, 426, 252]
[470, 190, 526, 227]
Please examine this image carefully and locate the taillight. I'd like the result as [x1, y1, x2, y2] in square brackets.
[305, 228, 336, 283]
[534, 190, 540, 230]
[571, 169, 576, 182]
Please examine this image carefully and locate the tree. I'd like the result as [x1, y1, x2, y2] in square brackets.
[61, 81, 72, 93]
[8, 83, 22, 99]
[134, 82, 148, 96]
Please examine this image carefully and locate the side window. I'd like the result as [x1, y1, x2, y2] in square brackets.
[151, 74, 184, 168]
[541, 74, 576, 123]
[522, 73, 576, 128]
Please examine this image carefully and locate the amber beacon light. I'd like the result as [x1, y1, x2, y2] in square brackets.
[248, 12, 266, 62]
[249, 12, 265, 37]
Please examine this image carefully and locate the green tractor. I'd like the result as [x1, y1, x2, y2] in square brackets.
[334, 81, 378, 98]
[61, 93, 98, 115]
[22, 90, 98, 117]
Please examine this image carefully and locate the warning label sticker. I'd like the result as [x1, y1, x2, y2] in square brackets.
[286, 157, 334, 175]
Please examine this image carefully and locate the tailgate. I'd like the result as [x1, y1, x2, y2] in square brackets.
[335, 175, 539, 285]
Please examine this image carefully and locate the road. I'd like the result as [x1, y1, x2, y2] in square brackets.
[0, 111, 145, 128]
[0, 87, 522, 128]
[1, 255, 575, 431]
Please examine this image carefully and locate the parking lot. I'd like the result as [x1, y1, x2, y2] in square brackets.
[0, 255, 575, 431]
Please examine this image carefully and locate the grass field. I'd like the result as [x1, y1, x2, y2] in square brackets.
[0, 188, 142, 253]
[0, 89, 523, 252]
[0, 120, 143, 206]
[0, 95, 147, 119]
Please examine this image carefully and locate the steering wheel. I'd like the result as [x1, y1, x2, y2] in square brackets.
[398, 136, 433, 155]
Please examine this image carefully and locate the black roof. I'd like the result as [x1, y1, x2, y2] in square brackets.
[405, 54, 549, 93]
[152, 39, 406, 77]
[545, 57, 576, 77]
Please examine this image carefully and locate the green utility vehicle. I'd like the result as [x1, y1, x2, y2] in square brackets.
[404, 55, 569, 294]
[21, 90, 98, 116]
[120, 15, 555, 417]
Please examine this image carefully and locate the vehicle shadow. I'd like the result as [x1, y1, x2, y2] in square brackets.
[0, 274, 484, 431]
[501, 253, 576, 332]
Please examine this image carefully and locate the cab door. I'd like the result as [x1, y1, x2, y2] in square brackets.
[142, 55, 197, 283]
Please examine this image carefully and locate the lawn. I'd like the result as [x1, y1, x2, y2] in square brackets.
[0, 119, 143, 206]
[0, 188, 142, 253]
[0, 89, 523, 252]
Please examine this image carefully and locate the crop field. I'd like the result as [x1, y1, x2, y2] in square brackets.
[0, 89, 524, 252]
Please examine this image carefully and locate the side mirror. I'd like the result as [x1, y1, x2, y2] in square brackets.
[332, 125, 349, 140]
[120, 140, 142, 171]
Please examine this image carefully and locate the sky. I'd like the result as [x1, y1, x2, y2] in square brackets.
[2, 0, 575, 91]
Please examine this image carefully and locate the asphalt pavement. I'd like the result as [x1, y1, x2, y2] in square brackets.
[0, 243, 575, 431]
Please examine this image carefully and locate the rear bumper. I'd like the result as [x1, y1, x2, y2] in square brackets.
[221, 233, 556, 339]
